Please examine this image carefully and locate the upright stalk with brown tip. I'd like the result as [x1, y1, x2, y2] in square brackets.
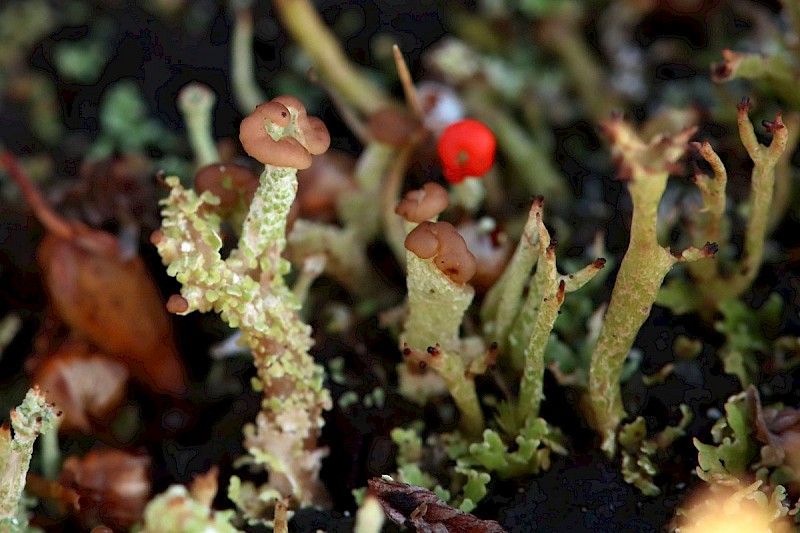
[155, 96, 332, 510]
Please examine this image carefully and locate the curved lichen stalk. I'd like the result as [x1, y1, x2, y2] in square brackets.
[513, 199, 606, 422]
[272, 0, 391, 114]
[154, 96, 332, 510]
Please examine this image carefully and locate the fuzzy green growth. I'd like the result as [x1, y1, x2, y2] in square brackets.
[155, 106, 331, 507]
[689, 386, 800, 531]
[684, 389, 800, 528]
[390, 421, 565, 513]
[391, 428, 452, 503]
[446, 418, 566, 512]
[618, 405, 692, 496]
[587, 119, 715, 455]
[694, 387, 759, 483]
[91, 80, 178, 159]
[0, 387, 60, 531]
[461, 419, 566, 480]
[714, 293, 783, 387]
[142, 485, 241, 533]
[693, 384, 800, 491]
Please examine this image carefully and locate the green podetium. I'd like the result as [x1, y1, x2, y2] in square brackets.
[659, 100, 789, 317]
[154, 95, 332, 509]
[587, 117, 716, 456]
[513, 199, 606, 423]
[0, 387, 60, 531]
[480, 197, 604, 421]
[400, 217, 487, 437]
[395, 182, 495, 437]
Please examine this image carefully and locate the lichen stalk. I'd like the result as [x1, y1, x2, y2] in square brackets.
[156, 99, 332, 507]
[515, 220, 605, 420]
[490, 198, 605, 421]
[341, 141, 396, 242]
[782, 0, 800, 43]
[157, 171, 330, 506]
[712, 50, 800, 110]
[587, 120, 714, 455]
[230, 0, 267, 115]
[768, 112, 800, 231]
[0, 387, 60, 528]
[687, 104, 789, 308]
[481, 197, 542, 359]
[686, 141, 727, 284]
[538, 8, 622, 123]
[516, 239, 561, 420]
[383, 143, 418, 265]
[588, 190, 675, 453]
[732, 107, 787, 293]
[401, 254, 484, 437]
[272, 0, 391, 115]
[177, 82, 220, 168]
[287, 219, 373, 297]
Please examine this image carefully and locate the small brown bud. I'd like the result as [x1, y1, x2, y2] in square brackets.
[396, 182, 449, 223]
[166, 294, 189, 314]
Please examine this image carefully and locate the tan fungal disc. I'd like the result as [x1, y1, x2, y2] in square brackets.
[239, 95, 330, 169]
[395, 182, 449, 223]
[405, 221, 477, 284]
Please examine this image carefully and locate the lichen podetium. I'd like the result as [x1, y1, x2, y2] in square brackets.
[587, 118, 715, 456]
[155, 96, 332, 511]
[0, 387, 60, 530]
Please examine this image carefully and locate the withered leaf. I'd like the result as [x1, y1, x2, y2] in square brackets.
[368, 477, 507, 533]
[32, 337, 128, 432]
[2, 151, 186, 395]
[60, 448, 152, 531]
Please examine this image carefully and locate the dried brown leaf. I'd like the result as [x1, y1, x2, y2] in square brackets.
[2, 151, 187, 395]
[368, 478, 506, 533]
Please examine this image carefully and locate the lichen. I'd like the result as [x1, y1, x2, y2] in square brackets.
[155, 98, 332, 509]
[0, 387, 60, 532]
